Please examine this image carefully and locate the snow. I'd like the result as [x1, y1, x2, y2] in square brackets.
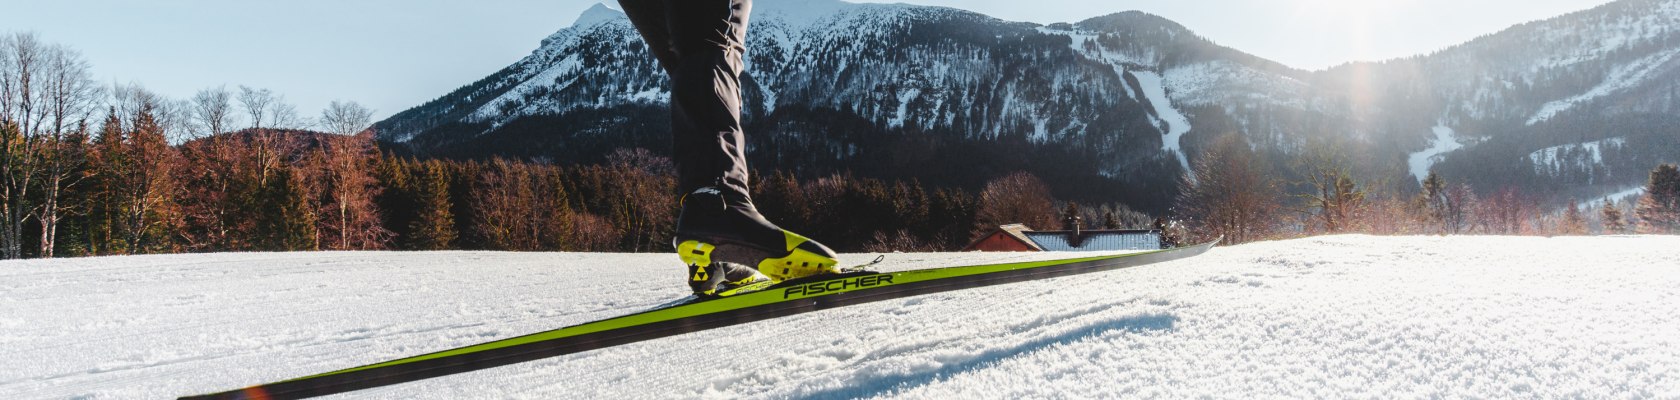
[754, 0, 853, 29]
[1131, 70, 1193, 175]
[7, 236, 1680, 398]
[1584, 186, 1647, 209]
[889, 88, 921, 129]
[1527, 48, 1680, 125]
[1409, 124, 1465, 184]
[571, 3, 625, 29]
[1527, 137, 1627, 174]
[469, 54, 584, 125]
[1032, 25, 1148, 114]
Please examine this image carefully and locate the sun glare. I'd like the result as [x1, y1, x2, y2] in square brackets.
[1284, 0, 1402, 62]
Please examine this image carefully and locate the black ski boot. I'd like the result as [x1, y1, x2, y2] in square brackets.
[675, 187, 841, 293]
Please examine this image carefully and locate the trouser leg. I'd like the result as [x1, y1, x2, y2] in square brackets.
[619, 0, 753, 197]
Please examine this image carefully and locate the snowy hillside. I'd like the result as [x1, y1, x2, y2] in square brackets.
[372, 0, 1680, 211]
[5, 235, 1679, 399]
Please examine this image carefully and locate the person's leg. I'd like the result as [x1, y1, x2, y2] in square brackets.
[625, 0, 840, 296]
[617, 1, 678, 74]
[661, 0, 751, 197]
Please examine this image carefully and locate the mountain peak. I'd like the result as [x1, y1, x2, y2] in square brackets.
[572, 3, 625, 28]
[1076, 10, 1191, 35]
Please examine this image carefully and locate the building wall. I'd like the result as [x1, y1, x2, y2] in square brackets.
[965, 231, 1038, 252]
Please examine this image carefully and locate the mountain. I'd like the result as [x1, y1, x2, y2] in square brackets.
[374, 0, 1680, 212]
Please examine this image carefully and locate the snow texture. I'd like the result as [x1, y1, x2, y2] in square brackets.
[1409, 124, 1465, 184]
[5, 235, 1680, 399]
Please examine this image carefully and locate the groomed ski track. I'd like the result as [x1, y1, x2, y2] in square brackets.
[5, 235, 1680, 398]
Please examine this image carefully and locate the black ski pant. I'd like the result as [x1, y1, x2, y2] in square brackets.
[619, 0, 754, 198]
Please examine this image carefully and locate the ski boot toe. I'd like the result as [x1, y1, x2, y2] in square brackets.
[753, 230, 841, 281]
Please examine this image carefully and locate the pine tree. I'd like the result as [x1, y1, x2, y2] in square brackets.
[1062, 202, 1082, 231]
[373, 155, 419, 248]
[536, 166, 575, 250]
[1418, 170, 1448, 233]
[1635, 163, 1680, 234]
[1102, 210, 1121, 229]
[260, 165, 317, 251]
[1601, 198, 1626, 234]
[407, 161, 456, 250]
[1560, 199, 1586, 235]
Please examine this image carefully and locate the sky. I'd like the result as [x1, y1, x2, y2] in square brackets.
[7, 0, 1616, 123]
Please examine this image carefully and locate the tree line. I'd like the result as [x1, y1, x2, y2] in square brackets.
[1174, 133, 1680, 245]
[0, 29, 1145, 259]
[8, 31, 1675, 260]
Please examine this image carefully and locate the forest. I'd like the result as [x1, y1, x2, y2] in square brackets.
[4, 32, 1677, 260]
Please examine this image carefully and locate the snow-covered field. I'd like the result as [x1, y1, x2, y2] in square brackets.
[4, 235, 1679, 399]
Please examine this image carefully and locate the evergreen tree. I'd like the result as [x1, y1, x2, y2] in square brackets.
[1560, 199, 1586, 236]
[1600, 198, 1626, 234]
[536, 166, 575, 250]
[260, 165, 317, 251]
[373, 154, 419, 248]
[1418, 170, 1448, 233]
[928, 188, 976, 250]
[407, 161, 457, 250]
[1635, 163, 1680, 234]
[1062, 202, 1082, 231]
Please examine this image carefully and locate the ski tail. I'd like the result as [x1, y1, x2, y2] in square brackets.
[181, 238, 1218, 400]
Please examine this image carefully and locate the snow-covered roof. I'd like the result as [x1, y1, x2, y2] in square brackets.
[1023, 230, 1161, 251]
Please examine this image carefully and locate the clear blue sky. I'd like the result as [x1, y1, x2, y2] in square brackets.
[8, 0, 1615, 122]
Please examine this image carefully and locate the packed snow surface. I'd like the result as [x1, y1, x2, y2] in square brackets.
[5, 235, 1680, 399]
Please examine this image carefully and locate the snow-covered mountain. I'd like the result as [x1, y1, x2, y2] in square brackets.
[374, 0, 1680, 209]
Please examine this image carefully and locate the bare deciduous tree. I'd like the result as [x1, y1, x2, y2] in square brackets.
[974, 171, 1057, 235]
[1175, 134, 1282, 244]
[268, 101, 306, 130]
[1478, 186, 1533, 235]
[317, 133, 388, 250]
[237, 85, 274, 130]
[190, 86, 236, 138]
[31, 41, 99, 257]
[320, 100, 374, 136]
[0, 33, 48, 258]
